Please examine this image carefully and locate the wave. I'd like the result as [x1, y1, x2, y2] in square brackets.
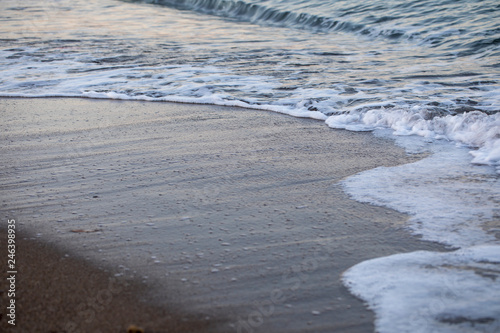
[126, 0, 500, 55]
[129, 0, 408, 38]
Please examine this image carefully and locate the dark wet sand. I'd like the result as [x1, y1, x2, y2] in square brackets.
[0, 230, 224, 332]
[0, 98, 446, 332]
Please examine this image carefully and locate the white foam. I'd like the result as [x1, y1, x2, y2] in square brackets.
[342, 141, 499, 248]
[471, 139, 500, 174]
[343, 245, 500, 333]
[341, 133, 500, 333]
[326, 108, 500, 173]
[1, 47, 497, 161]
[0, 49, 327, 120]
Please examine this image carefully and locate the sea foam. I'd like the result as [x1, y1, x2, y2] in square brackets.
[343, 245, 500, 333]
[326, 108, 500, 173]
[341, 128, 500, 333]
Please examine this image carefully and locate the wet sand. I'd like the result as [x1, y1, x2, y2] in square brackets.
[0, 98, 446, 332]
[0, 230, 225, 332]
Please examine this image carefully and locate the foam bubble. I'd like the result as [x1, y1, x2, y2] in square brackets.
[343, 245, 500, 333]
[327, 108, 500, 172]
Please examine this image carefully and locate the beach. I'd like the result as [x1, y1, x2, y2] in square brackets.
[1, 0, 499, 331]
[0, 97, 448, 332]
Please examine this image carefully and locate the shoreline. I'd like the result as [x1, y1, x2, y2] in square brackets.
[0, 97, 447, 332]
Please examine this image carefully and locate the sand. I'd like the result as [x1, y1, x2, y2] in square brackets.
[0, 230, 225, 333]
[0, 97, 446, 332]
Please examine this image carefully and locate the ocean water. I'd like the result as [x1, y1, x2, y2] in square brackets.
[1, 0, 499, 331]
